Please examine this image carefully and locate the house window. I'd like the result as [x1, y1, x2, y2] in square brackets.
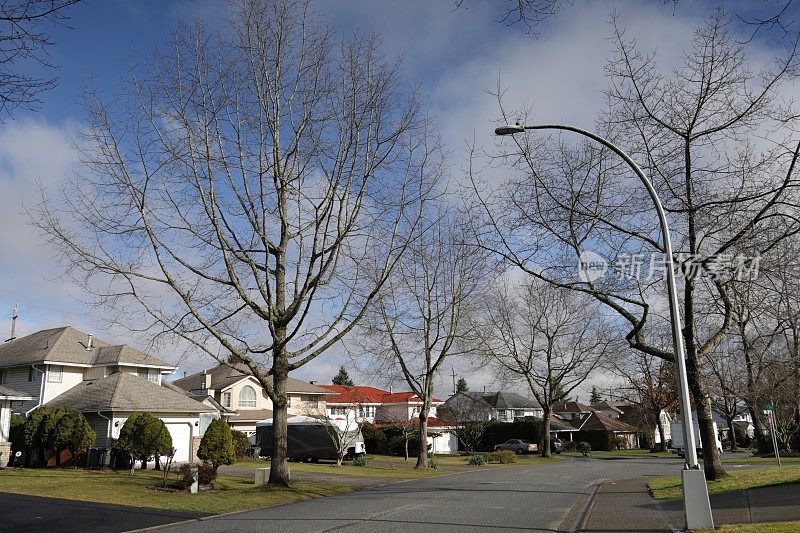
[330, 407, 347, 416]
[308, 395, 320, 409]
[0, 369, 6, 385]
[411, 406, 421, 417]
[28, 366, 34, 382]
[48, 365, 63, 383]
[358, 406, 376, 418]
[239, 385, 257, 408]
[222, 392, 232, 408]
[138, 368, 158, 383]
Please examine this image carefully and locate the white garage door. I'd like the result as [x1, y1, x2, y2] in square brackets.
[165, 423, 193, 462]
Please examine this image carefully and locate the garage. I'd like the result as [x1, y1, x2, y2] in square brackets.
[164, 422, 193, 462]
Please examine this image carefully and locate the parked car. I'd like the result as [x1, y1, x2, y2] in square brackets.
[550, 437, 563, 454]
[494, 439, 539, 454]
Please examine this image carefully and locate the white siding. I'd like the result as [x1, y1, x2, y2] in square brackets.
[0, 401, 11, 442]
[41, 366, 85, 404]
[84, 413, 112, 448]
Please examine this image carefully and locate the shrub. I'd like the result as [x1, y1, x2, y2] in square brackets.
[9, 414, 26, 458]
[24, 406, 53, 465]
[361, 422, 388, 455]
[197, 419, 236, 473]
[50, 409, 96, 464]
[427, 455, 439, 470]
[230, 430, 251, 459]
[486, 450, 517, 464]
[466, 454, 485, 465]
[577, 442, 591, 456]
[114, 412, 173, 475]
[563, 440, 577, 452]
[353, 455, 369, 467]
[177, 461, 217, 489]
[614, 436, 628, 450]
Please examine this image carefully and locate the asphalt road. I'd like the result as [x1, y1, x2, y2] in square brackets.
[149, 456, 684, 533]
[0, 492, 208, 533]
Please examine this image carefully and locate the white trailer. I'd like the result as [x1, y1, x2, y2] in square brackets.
[670, 419, 723, 453]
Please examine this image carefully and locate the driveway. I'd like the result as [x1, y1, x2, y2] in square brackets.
[0, 492, 208, 533]
[148, 456, 683, 533]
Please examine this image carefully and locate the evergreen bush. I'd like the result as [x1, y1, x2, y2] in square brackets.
[197, 418, 236, 473]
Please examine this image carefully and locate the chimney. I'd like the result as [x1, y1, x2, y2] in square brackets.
[6, 304, 17, 342]
[86, 334, 93, 350]
[389, 385, 393, 394]
[204, 370, 211, 389]
[309, 380, 317, 385]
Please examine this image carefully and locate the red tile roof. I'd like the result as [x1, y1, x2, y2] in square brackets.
[319, 385, 442, 405]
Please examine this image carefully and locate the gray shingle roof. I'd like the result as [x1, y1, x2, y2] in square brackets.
[0, 327, 173, 369]
[450, 391, 541, 410]
[172, 363, 333, 395]
[230, 409, 274, 422]
[0, 385, 34, 400]
[46, 372, 214, 413]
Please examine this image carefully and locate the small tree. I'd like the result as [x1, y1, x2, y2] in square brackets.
[456, 378, 469, 393]
[114, 412, 173, 475]
[9, 414, 26, 463]
[589, 387, 602, 406]
[231, 430, 251, 460]
[50, 409, 95, 466]
[24, 406, 52, 465]
[332, 366, 355, 387]
[197, 418, 236, 474]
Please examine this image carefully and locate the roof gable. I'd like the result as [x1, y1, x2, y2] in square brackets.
[171, 363, 334, 395]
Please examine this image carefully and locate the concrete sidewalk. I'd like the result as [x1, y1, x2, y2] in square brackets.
[578, 478, 800, 532]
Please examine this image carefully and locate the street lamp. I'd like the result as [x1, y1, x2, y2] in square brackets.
[495, 123, 714, 530]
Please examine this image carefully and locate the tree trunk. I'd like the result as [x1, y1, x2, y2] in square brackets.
[415, 406, 429, 470]
[404, 433, 409, 461]
[727, 416, 738, 452]
[268, 353, 291, 487]
[541, 406, 552, 458]
[686, 352, 727, 480]
[749, 405, 768, 452]
[656, 416, 666, 452]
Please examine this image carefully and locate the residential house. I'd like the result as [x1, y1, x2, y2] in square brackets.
[47, 372, 215, 463]
[319, 385, 388, 423]
[440, 391, 543, 423]
[0, 326, 176, 415]
[376, 391, 444, 422]
[590, 400, 627, 420]
[0, 385, 33, 466]
[172, 364, 335, 436]
[591, 401, 675, 448]
[551, 400, 594, 422]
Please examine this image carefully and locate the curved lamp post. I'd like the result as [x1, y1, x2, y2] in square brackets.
[495, 123, 714, 530]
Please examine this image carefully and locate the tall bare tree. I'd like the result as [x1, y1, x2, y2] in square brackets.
[32, 0, 436, 486]
[1, 0, 82, 118]
[473, 278, 617, 457]
[360, 207, 488, 469]
[469, 10, 800, 479]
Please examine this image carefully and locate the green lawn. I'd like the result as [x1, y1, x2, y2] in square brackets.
[699, 521, 800, 533]
[648, 465, 800, 500]
[0, 467, 353, 514]
[721, 455, 800, 464]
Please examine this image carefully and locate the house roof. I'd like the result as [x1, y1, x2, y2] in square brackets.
[172, 363, 333, 395]
[378, 391, 443, 404]
[408, 416, 451, 428]
[46, 372, 214, 413]
[0, 385, 34, 400]
[576, 411, 638, 433]
[0, 327, 174, 369]
[161, 381, 233, 414]
[548, 415, 579, 432]
[591, 401, 627, 414]
[551, 401, 593, 414]
[318, 385, 389, 404]
[230, 409, 274, 422]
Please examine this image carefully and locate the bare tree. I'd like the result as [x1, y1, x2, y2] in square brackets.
[706, 335, 750, 451]
[32, 0, 436, 487]
[1, 0, 82, 118]
[469, 10, 800, 479]
[309, 407, 366, 467]
[438, 391, 489, 453]
[473, 278, 617, 457]
[613, 351, 677, 452]
[359, 207, 488, 469]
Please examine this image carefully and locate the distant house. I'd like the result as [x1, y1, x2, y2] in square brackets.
[440, 391, 543, 423]
[319, 385, 390, 423]
[551, 400, 594, 421]
[0, 385, 33, 467]
[172, 364, 335, 436]
[591, 401, 675, 448]
[377, 391, 444, 422]
[548, 400, 641, 449]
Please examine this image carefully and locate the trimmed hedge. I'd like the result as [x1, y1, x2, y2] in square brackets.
[573, 430, 616, 451]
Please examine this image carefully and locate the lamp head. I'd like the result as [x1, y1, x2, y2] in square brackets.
[494, 123, 526, 136]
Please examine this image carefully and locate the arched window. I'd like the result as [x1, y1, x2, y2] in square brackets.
[239, 385, 257, 408]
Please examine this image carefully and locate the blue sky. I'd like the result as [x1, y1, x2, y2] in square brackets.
[1, 0, 796, 397]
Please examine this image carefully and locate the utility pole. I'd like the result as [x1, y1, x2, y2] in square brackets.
[452, 367, 456, 394]
[6, 304, 18, 342]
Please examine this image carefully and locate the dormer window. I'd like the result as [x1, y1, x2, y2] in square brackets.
[48, 365, 63, 383]
[138, 367, 159, 383]
[239, 385, 257, 408]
